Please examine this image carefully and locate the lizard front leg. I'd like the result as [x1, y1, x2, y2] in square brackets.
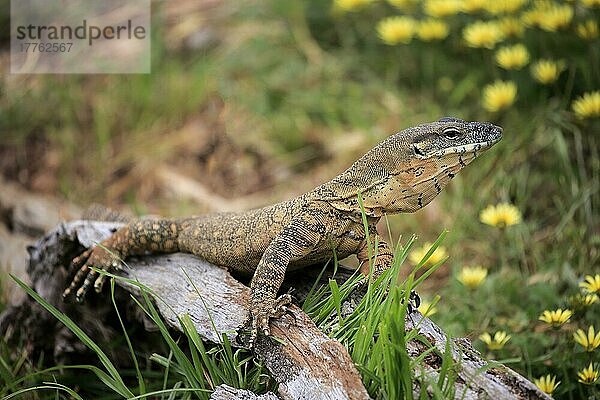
[357, 233, 394, 283]
[248, 216, 323, 346]
[356, 233, 420, 310]
[63, 219, 181, 302]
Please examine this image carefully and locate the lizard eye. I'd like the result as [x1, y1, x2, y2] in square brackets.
[443, 127, 461, 139]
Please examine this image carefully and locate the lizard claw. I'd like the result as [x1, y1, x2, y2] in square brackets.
[248, 317, 271, 349]
[248, 314, 270, 349]
[94, 274, 107, 293]
[247, 294, 293, 348]
[76, 267, 99, 302]
[62, 249, 92, 299]
[272, 294, 293, 318]
[63, 246, 122, 302]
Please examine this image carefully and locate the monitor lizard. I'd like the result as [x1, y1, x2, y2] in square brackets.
[63, 117, 502, 346]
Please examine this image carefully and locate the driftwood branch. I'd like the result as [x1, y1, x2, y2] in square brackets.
[1, 220, 550, 400]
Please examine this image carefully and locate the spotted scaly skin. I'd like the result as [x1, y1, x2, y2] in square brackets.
[64, 117, 502, 346]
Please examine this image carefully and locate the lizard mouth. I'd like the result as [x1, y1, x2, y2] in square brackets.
[432, 138, 500, 157]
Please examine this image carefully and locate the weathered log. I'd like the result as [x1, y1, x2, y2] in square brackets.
[0, 220, 551, 400]
[1, 220, 369, 400]
[210, 384, 279, 400]
[404, 317, 549, 399]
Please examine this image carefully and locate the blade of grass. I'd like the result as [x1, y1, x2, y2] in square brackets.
[129, 292, 205, 392]
[2, 383, 84, 400]
[110, 279, 146, 395]
[11, 275, 133, 398]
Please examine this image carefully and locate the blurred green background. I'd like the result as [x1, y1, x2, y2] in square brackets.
[1, 0, 599, 398]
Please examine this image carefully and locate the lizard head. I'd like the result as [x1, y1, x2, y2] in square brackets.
[315, 117, 502, 216]
[410, 117, 502, 161]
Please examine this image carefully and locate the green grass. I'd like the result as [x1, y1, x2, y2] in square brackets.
[2, 273, 274, 400]
[302, 231, 451, 399]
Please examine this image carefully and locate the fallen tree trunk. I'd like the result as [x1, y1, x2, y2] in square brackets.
[1, 220, 550, 400]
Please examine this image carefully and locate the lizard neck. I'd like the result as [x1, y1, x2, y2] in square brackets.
[310, 148, 480, 216]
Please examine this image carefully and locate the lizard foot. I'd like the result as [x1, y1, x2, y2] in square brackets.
[248, 293, 293, 348]
[62, 246, 122, 303]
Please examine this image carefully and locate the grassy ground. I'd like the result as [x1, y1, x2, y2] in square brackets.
[1, 0, 599, 398]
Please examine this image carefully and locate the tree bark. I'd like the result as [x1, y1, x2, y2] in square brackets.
[1, 220, 551, 400]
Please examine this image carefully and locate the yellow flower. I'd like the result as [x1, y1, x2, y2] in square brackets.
[577, 362, 599, 385]
[577, 20, 599, 40]
[495, 44, 529, 70]
[334, 0, 374, 12]
[541, 5, 573, 31]
[418, 298, 439, 317]
[479, 331, 511, 350]
[417, 19, 450, 41]
[531, 59, 565, 85]
[408, 242, 448, 267]
[528, 4, 574, 31]
[539, 308, 572, 327]
[424, 0, 462, 17]
[582, 0, 600, 7]
[463, 21, 505, 49]
[580, 274, 600, 293]
[572, 92, 600, 119]
[482, 81, 517, 112]
[502, 0, 527, 13]
[582, 293, 600, 305]
[499, 17, 525, 37]
[570, 293, 599, 307]
[458, 266, 488, 289]
[522, 1, 573, 31]
[573, 326, 600, 352]
[484, 0, 527, 14]
[377, 17, 416, 45]
[480, 203, 522, 227]
[462, 0, 487, 13]
[534, 375, 560, 395]
[522, 8, 544, 28]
